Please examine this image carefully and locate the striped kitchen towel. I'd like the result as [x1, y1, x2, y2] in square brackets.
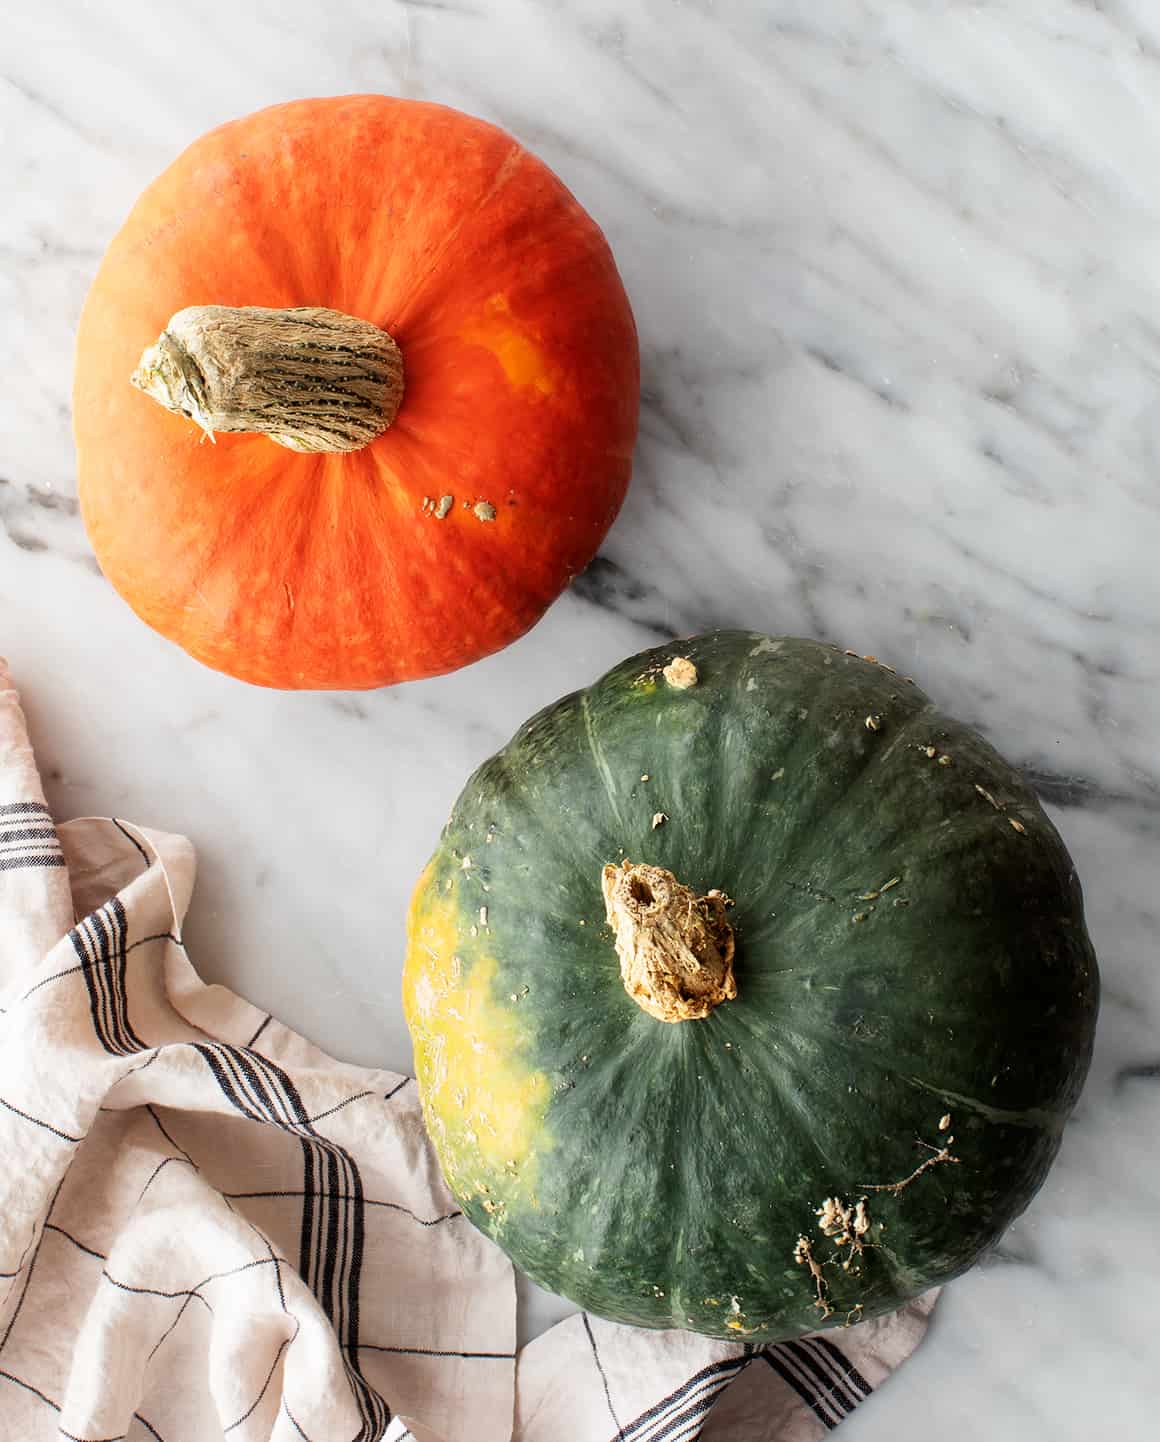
[0, 658, 935, 1442]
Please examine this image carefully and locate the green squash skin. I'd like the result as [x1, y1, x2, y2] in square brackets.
[403, 632, 1099, 1341]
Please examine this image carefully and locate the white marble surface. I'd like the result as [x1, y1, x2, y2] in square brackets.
[3, 1, 1160, 1436]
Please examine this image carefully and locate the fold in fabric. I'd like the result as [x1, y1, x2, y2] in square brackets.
[0, 660, 935, 1442]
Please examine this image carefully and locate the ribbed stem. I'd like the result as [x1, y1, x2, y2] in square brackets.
[131, 304, 404, 453]
[601, 860, 737, 1022]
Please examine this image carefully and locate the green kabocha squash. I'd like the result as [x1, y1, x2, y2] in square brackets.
[402, 632, 1098, 1341]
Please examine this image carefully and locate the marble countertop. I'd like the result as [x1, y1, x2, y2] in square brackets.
[4, 2, 1159, 1437]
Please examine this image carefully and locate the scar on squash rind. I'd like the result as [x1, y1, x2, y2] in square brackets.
[816, 1196, 872, 1271]
[793, 1236, 833, 1319]
[797, 1116, 958, 1311]
[724, 1294, 758, 1333]
[662, 657, 698, 689]
[857, 876, 900, 902]
[861, 1126, 960, 1195]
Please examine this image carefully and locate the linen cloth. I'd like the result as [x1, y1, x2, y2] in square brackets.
[0, 660, 935, 1442]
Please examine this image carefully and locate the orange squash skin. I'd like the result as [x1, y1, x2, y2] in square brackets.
[74, 96, 639, 689]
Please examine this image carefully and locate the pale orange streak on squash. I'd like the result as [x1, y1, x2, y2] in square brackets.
[457, 294, 555, 395]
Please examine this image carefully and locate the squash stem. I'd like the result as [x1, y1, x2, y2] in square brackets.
[601, 859, 737, 1023]
[130, 304, 404, 453]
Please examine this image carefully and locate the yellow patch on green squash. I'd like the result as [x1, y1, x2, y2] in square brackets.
[403, 865, 551, 1213]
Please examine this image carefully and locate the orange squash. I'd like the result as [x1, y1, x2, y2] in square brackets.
[74, 96, 639, 689]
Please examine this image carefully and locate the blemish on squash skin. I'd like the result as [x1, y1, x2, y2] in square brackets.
[724, 1295, 756, 1333]
[816, 1196, 872, 1270]
[857, 877, 900, 902]
[794, 1116, 959, 1318]
[860, 1127, 959, 1195]
[663, 657, 698, 689]
[793, 1236, 832, 1319]
[459, 294, 554, 396]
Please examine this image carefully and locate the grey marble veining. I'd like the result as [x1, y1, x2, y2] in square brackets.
[3, 2, 1159, 1436]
